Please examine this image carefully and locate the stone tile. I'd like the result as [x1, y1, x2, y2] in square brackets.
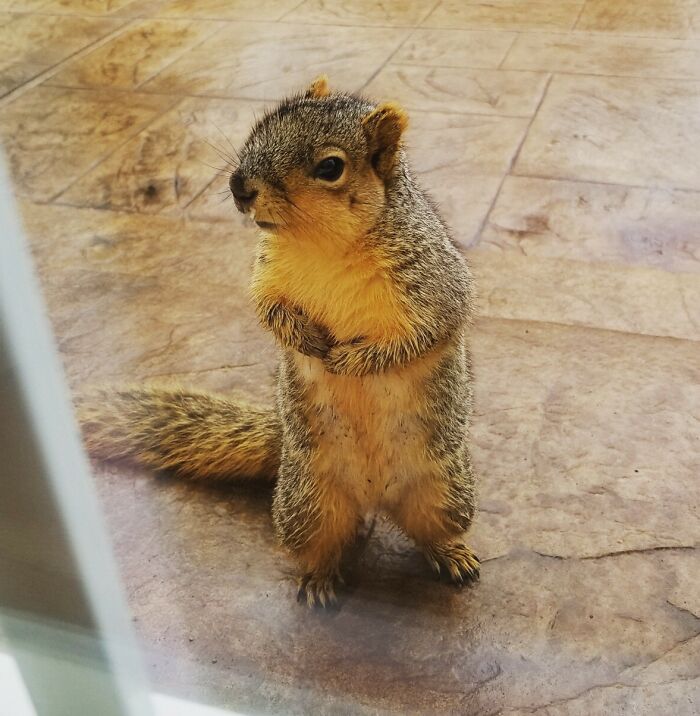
[285, 0, 433, 27]
[152, 0, 310, 21]
[365, 65, 549, 116]
[0, 1, 45, 9]
[425, 0, 583, 32]
[0, 12, 121, 67]
[479, 176, 700, 273]
[48, 18, 223, 90]
[27, 0, 139, 13]
[576, 0, 700, 39]
[468, 248, 700, 341]
[0, 86, 173, 201]
[395, 28, 516, 69]
[20, 201, 276, 394]
[59, 97, 262, 214]
[142, 22, 408, 100]
[503, 31, 700, 79]
[514, 74, 700, 190]
[407, 112, 528, 246]
[469, 319, 700, 560]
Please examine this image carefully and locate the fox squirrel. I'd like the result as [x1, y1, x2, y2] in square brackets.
[79, 76, 479, 607]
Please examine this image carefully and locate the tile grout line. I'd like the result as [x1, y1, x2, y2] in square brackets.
[380, 64, 700, 84]
[497, 33, 520, 70]
[359, 0, 443, 93]
[418, 0, 443, 28]
[511, 171, 700, 195]
[469, 73, 554, 248]
[572, 0, 588, 31]
[467, 311, 700, 345]
[276, 0, 310, 21]
[0, 17, 138, 110]
[132, 19, 228, 91]
[48, 94, 185, 204]
[405, 23, 692, 42]
[3, 11, 694, 40]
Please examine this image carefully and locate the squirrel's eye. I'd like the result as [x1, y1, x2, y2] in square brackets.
[313, 156, 345, 182]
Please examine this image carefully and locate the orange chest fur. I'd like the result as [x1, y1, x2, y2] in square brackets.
[251, 239, 411, 343]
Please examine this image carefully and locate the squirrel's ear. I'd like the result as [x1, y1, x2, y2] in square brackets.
[306, 75, 331, 98]
[362, 102, 409, 180]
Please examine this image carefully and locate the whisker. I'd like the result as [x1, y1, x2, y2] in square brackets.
[202, 139, 238, 170]
[211, 120, 241, 162]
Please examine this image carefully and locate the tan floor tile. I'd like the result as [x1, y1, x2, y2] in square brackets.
[576, 0, 700, 39]
[154, 0, 305, 21]
[0, 86, 173, 200]
[471, 318, 700, 559]
[28, 0, 139, 13]
[143, 22, 408, 100]
[395, 28, 516, 69]
[285, 0, 433, 27]
[0, 1, 46, 9]
[409, 112, 528, 245]
[480, 176, 700, 273]
[514, 74, 700, 190]
[59, 97, 263, 214]
[425, 0, 583, 32]
[469, 248, 700, 341]
[503, 31, 700, 79]
[0, 12, 121, 67]
[20, 201, 274, 391]
[365, 65, 548, 116]
[48, 18, 222, 90]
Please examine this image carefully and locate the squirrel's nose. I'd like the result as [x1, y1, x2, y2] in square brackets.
[229, 171, 258, 211]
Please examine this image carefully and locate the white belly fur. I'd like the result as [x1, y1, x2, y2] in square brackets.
[292, 348, 444, 512]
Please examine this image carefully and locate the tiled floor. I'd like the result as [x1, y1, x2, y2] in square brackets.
[3, 0, 699, 713]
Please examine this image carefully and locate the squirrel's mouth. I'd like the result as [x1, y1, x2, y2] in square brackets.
[254, 220, 277, 230]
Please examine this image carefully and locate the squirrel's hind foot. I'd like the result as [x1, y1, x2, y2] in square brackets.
[297, 570, 344, 608]
[424, 542, 480, 586]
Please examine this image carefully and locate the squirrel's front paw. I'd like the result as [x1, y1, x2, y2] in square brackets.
[290, 308, 332, 359]
[323, 339, 368, 376]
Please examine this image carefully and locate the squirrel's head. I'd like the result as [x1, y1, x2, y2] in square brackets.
[229, 76, 408, 242]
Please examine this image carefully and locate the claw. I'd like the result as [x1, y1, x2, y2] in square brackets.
[297, 571, 340, 608]
[424, 543, 480, 585]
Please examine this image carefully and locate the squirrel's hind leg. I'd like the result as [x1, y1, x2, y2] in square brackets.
[273, 464, 359, 607]
[388, 451, 479, 585]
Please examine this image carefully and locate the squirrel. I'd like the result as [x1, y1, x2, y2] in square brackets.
[78, 76, 479, 607]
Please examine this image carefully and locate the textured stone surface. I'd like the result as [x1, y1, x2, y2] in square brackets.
[503, 32, 700, 79]
[395, 28, 516, 69]
[576, 0, 700, 38]
[59, 97, 263, 214]
[286, 0, 434, 27]
[424, 0, 584, 32]
[515, 74, 700, 190]
[0, 11, 122, 96]
[142, 21, 409, 100]
[479, 176, 700, 273]
[6, 0, 700, 713]
[48, 18, 223, 90]
[365, 64, 549, 117]
[470, 249, 700, 341]
[0, 86, 174, 200]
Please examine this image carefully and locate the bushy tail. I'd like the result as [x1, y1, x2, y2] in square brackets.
[76, 386, 281, 481]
